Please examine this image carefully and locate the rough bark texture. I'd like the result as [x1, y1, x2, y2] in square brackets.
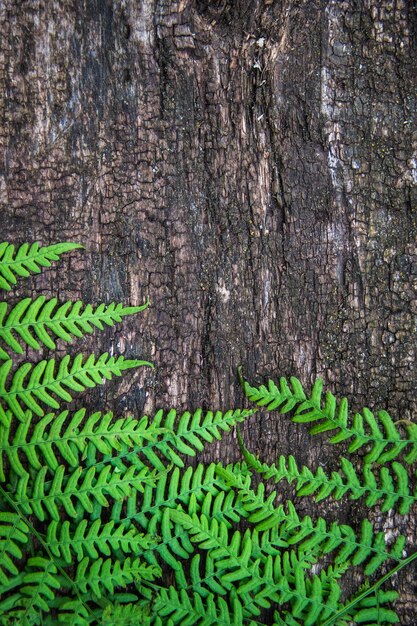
[1, 0, 416, 621]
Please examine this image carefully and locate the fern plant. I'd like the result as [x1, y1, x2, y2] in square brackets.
[0, 241, 415, 626]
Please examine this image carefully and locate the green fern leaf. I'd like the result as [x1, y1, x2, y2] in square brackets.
[0, 353, 153, 420]
[216, 464, 405, 576]
[0, 242, 83, 291]
[0, 297, 149, 358]
[11, 462, 156, 522]
[172, 521, 330, 604]
[274, 578, 399, 626]
[170, 509, 341, 622]
[173, 552, 234, 598]
[140, 408, 255, 470]
[109, 463, 249, 572]
[78, 409, 255, 485]
[0, 556, 61, 623]
[0, 244, 411, 626]
[47, 597, 94, 626]
[133, 466, 219, 570]
[242, 374, 417, 464]
[74, 556, 160, 599]
[239, 437, 416, 515]
[46, 518, 156, 564]
[0, 408, 163, 481]
[0, 512, 29, 587]
[336, 588, 400, 625]
[100, 601, 151, 626]
[152, 586, 250, 626]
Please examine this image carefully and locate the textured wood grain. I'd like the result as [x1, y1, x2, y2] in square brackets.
[1, 0, 416, 621]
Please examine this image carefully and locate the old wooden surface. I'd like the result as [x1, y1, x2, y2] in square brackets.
[1, 0, 416, 621]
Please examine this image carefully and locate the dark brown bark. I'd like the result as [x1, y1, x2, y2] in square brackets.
[1, 0, 416, 621]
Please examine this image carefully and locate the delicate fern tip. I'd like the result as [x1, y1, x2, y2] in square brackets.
[53, 242, 84, 251]
[123, 359, 154, 370]
[120, 297, 150, 315]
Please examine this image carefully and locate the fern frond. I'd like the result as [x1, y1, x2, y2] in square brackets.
[0, 556, 61, 623]
[172, 551, 233, 598]
[47, 597, 94, 625]
[273, 588, 399, 626]
[73, 556, 160, 599]
[140, 408, 256, 470]
[0, 512, 29, 587]
[47, 519, 155, 564]
[322, 549, 417, 626]
[170, 509, 341, 622]
[0, 408, 163, 481]
[0, 297, 149, 358]
[11, 462, 155, 522]
[171, 523, 318, 603]
[110, 463, 248, 571]
[80, 408, 255, 482]
[242, 374, 417, 464]
[172, 522, 351, 621]
[0, 353, 153, 420]
[152, 586, 251, 626]
[240, 440, 416, 515]
[0, 242, 83, 291]
[287, 569, 342, 626]
[52, 598, 151, 626]
[216, 464, 405, 576]
[100, 600, 152, 626]
[341, 588, 399, 625]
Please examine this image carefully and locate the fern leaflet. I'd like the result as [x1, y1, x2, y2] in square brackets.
[216, 464, 405, 576]
[0, 408, 163, 481]
[46, 519, 156, 564]
[239, 434, 416, 515]
[241, 373, 417, 464]
[0, 512, 29, 587]
[273, 589, 399, 626]
[109, 463, 249, 572]
[0, 556, 61, 621]
[99, 601, 152, 626]
[0, 353, 152, 420]
[151, 586, 256, 626]
[170, 509, 341, 623]
[46, 597, 94, 626]
[72, 556, 161, 599]
[0, 242, 83, 291]
[10, 462, 156, 522]
[140, 408, 256, 470]
[0, 296, 149, 358]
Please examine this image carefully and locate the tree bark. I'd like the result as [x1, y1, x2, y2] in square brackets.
[1, 0, 416, 621]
